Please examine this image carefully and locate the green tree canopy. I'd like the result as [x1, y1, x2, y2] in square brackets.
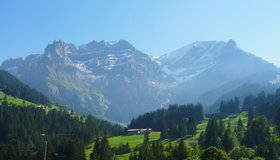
[200, 146, 231, 160]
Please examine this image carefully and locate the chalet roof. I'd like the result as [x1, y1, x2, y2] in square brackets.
[127, 129, 140, 132]
[127, 128, 152, 132]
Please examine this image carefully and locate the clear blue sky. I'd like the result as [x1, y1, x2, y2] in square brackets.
[1, 0, 280, 66]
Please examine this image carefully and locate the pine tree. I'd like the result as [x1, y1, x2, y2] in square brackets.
[46, 141, 56, 160]
[236, 117, 245, 141]
[218, 119, 225, 138]
[152, 142, 165, 159]
[204, 119, 221, 148]
[198, 131, 206, 148]
[90, 137, 101, 160]
[244, 116, 270, 147]
[100, 137, 112, 160]
[187, 117, 196, 136]
[222, 128, 239, 153]
[173, 140, 188, 160]
[125, 142, 131, 153]
[144, 132, 149, 144]
[179, 118, 188, 137]
[234, 97, 240, 112]
[248, 107, 254, 127]
[160, 119, 168, 139]
[65, 139, 86, 160]
[138, 144, 155, 160]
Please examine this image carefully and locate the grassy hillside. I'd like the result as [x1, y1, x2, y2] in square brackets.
[190, 112, 247, 139]
[85, 112, 248, 160]
[85, 132, 161, 160]
[0, 91, 59, 110]
[0, 91, 36, 106]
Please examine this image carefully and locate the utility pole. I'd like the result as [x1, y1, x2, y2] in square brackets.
[44, 140, 48, 160]
[41, 133, 74, 160]
[42, 134, 47, 160]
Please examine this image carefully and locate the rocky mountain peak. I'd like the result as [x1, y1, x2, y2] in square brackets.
[227, 39, 237, 48]
[44, 40, 70, 57]
[42, 40, 79, 64]
[113, 40, 134, 49]
[85, 40, 135, 50]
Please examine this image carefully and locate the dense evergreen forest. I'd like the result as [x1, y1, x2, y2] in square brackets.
[211, 89, 280, 120]
[129, 104, 204, 138]
[0, 102, 124, 159]
[0, 70, 49, 104]
[242, 89, 280, 120]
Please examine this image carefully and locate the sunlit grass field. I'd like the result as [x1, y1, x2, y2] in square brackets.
[0, 91, 60, 111]
[85, 132, 160, 160]
[84, 112, 248, 160]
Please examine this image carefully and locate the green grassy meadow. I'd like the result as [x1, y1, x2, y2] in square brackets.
[84, 112, 248, 160]
[0, 91, 60, 111]
[0, 91, 36, 106]
[85, 132, 161, 160]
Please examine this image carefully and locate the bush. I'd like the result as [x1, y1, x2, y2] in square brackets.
[200, 147, 230, 160]
[230, 146, 255, 160]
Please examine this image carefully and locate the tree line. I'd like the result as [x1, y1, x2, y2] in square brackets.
[129, 103, 204, 138]
[219, 97, 240, 116]
[242, 89, 280, 120]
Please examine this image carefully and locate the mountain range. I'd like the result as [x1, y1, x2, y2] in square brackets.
[1, 39, 280, 122]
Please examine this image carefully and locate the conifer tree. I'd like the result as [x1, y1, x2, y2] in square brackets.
[90, 137, 100, 160]
[222, 127, 239, 153]
[65, 139, 86, 160]
[187, 117, 196, 136]
[144, 132, 149, 144]
[91, 137, 112, 160]
[179, 118, 188, 137]
[204, 119, 221, 148]
[218, 119, 225, 138]
[152, 142, 165, 159]
[244, 116, 270, 147]
[247, 107, 254, 127]
[100, 137, 112, 160]
[236, 117, 245, 141]
[160, 119, 168, 139]
[173, 140, 188, 160]
[198, 131, 206, 148]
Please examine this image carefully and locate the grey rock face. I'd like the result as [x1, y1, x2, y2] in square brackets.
[1, 40, 173, 122]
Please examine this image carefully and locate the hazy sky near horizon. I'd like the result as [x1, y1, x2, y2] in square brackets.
[1, 1, 280, 66]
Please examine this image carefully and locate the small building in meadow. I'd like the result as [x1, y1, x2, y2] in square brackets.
[127, 128, 152, 135]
